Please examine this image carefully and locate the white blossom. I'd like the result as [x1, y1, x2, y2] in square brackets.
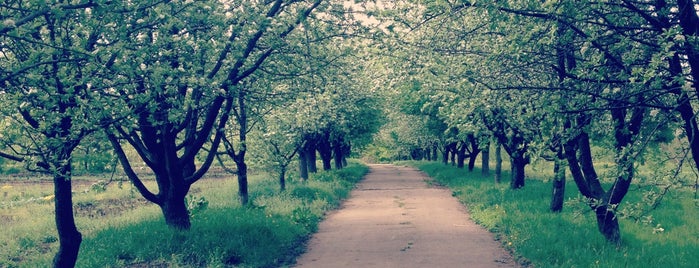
[2, 19, 15, 27]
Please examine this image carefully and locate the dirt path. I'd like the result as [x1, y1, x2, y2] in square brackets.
[294, 164, 517, 268]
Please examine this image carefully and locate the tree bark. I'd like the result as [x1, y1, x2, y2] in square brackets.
[318, 136, 332, 171]
[442, 144, 449, 164]
[333, 139, 344, 170]
[674, 0, 699, 174]
[159, 183, 191, 229]
[676, 0, 699, 96]
[550, 153, 566, 213]
[510, 156, 526, 189]
[495, 143, 502, 184]
[52, 164, 82, 268]
[481, 141, 490, 176]
[595, 205, 621, 243]
[431, 144, 438, 161]
[456, 142, 467, 168]
[233, 88, 250, 206]
[298, 149, 309, 181]
[467, 150, 480, 171]
[236, 161, 249, 205]
[466, 134, 481, 172]
[341, 143, 349, 167]
[279, 166, 287, 192]
[305, 140, 318, 173]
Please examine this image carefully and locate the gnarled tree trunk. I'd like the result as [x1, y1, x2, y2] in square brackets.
[564, 101, 643, 244]
[157, 177, 191, 229]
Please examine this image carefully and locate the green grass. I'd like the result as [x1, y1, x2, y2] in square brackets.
[0, 162, 369, 268]
[409, 161, 699, 268]
[78, 208, 308, 267]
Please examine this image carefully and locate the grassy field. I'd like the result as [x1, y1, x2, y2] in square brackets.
[0, 162, 368, 267]
[409, 161, 699, 268]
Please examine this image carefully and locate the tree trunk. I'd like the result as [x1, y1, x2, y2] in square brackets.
[149, 165, 193, 229]
[299, 150, 309, 181]
[160, 189, 191, 229]
[432, 144, 438, 161]
[233, 88, 250, 206]
[237, 161, 249, 205]
[595, 205, 621, 245]
[675, 92, 699, 177]
[52, 164, 82, 268]
[279, 166, 286, 192]
[442, 145, 449, 164]
[510, 156, 526, 189]
[564, 106, 642, 244]
[674, 0, 699, 175]
[550, 156, 566, 213]
[411, 148, 424, 160]
[341, 143, 349, 167]
[318, 136, 332, 171]
[466, 134, 481, 172]
[333, 140, 343, 170]
[494, 143, 502, 184]
[456, 142, 466, 168]
[481, 142, 490, 176]
[467, 149, 479, 171]
[306, 142, 318, 173]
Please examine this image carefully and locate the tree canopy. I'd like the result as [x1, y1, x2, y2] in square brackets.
[2, 0, 699, 265]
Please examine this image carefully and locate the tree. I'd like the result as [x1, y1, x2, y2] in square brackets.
[291, 65, 383, 172]
[0, 2, 128, 266]
[282, 24, 384, 174]
[218, 78, 281, 205]
[253, 110, 301, 191]
[376, 0, 679, 243]
[481, 0, 681, 243]
[104, 0, 324, 227]
[103, 1, 230, 229]
[404, 2, 553, 189]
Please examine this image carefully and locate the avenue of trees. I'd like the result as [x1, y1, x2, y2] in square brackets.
[369, 0, 699, 245]
[2, 0, 698, 266]
[0, 1, 382, 266]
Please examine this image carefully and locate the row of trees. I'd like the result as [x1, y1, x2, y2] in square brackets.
[0, 1, 382, 266]
[370, 0, 699, 245]
[4, 0, 697, 264]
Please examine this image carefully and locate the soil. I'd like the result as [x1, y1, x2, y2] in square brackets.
[74, 197, 152, 218]
[294, 164, 518, 268]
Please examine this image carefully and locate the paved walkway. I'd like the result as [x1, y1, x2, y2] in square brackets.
[294, 164, 517, 268]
